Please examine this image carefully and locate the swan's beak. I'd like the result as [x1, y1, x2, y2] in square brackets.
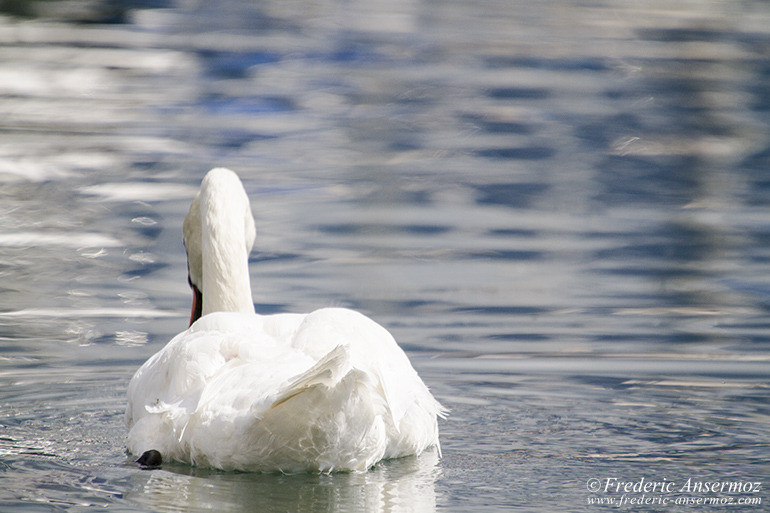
[189, 283, 203, 326]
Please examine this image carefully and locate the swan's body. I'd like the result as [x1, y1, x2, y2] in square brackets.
[126, 168, 444, 472]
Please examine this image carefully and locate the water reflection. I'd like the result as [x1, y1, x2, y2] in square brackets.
[127, 451, 440, 513]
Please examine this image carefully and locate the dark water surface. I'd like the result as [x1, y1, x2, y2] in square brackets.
[1, 0, 769, 511]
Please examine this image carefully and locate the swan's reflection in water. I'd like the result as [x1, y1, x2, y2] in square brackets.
[128, 449, 441, 512]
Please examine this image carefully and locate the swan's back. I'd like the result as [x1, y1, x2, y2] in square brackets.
[126, 308, 444, 472]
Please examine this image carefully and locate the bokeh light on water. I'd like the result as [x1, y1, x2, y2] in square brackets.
[0, 0, 769, 511]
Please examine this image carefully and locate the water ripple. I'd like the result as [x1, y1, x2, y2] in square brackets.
[0, 0, 769, 511]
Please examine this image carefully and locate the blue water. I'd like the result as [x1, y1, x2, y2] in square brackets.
[0, 0, 769, 511]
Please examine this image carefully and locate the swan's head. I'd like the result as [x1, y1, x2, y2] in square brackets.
[182, 168, 256, 325]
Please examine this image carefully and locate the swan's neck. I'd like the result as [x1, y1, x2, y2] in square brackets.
[199, 185, 255, 316]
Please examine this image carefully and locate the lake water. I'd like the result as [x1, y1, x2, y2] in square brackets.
[1, 0, 769, 511]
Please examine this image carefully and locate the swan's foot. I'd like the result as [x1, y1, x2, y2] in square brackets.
[136, 450, 162, 469]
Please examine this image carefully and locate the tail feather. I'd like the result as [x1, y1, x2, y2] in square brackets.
[270, 345, 349, 409]
[240, 345, 385, 471]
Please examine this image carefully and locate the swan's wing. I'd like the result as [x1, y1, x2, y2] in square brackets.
[126, 312, 301, 429]
[291, 308, 445, 434]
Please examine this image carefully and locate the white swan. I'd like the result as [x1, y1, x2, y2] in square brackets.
[125, 168, 445, 472]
